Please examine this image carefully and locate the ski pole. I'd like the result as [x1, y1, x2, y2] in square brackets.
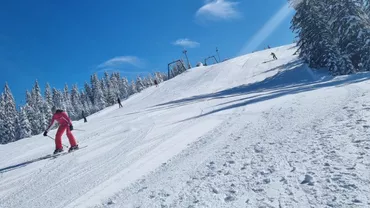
[47, 135, 69, 148]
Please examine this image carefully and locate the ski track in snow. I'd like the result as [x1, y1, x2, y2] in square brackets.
[1, 44, 370, 208]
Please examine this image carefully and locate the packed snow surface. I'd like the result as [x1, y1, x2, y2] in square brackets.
[1, 45, 369, 208]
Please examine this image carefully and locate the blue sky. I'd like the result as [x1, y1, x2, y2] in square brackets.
[0, 0, 295, 104]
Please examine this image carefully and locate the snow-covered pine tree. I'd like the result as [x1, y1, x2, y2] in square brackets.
[162, 71, 169, 81]
[290, 0, 355, 74]
[85, 92, 94, 113]
[44, 83, 53, 121]
[45, 83, 53, 107]
[291, 0, 325, 67]
[80, 91, 93, 116]
[84, 81, 98, 113]
[357, 0, 370, 70]
[84, 82, 94, 104]
[80, 92, 87, 115]
[29, 81, 48, 134]
[130, 80, 138, 95]
[102, 71, 113, 105]
[63, 84, 75, 118]
[0, 93, 6, 143]
[52, 88, 64, 109]
[109, 73, 120, 104]
[31, 81, 44, 108]
[290, 0, 370, 74]
[26, 90, 33, 108]
[1, 83, 18, 143]
[14, 112, 20, 140]
[18, 106, 32, 139]
[70, 84, 83, 120]
[143, 77, 149, 88]
[360, 0, 370, 15]
[119, 77, 130, 98]
[91, 73, 106, 110]
[330, 0, 370, 71]
[106, 72, 118, 105]
[136, 76, 145, 92]
[144, 73, 154, 87]
[25, 90, 38, 135]
[154, 72, 165, 83]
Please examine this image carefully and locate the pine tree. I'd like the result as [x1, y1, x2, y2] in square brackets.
[360, 0, 370, 17]
[154, 72, 164, 83]
[30, 81, 48, 131]
[290, 0, 353, 74]
[70, 84, 83, 120]
[45, 83, 53, 107]
[52, 88, 64, 109]
[130, 80, 138, 95]
[1, 83, 18, 143]
[290, 0, 370, 74]
[330, 0, 370, 71]
[63, 84, 76, 118]
[44, 83, 53, 121]
[18, 106, 32, 139]
[0, 93, 6, 143]
[91, 73, 106, 110]
[358, 0, 370, 70]
[136, 76, 145, 92]
[103, 72, 116, 105]
[291, 0, 325, 67]
[31, 80, 43, 108]
[144, 74, 154, 87]
[24, 90, 37, 135]
[119, 77, 130, 98]
[26, 90, 33, 108]
[84, 82, 93, 104]
[109, 73, 120, 103]
[102, 72, 111, 104]
[80, 91, 93, 115]
[24, 101, 38, 135]
[170, 61, 186, 78]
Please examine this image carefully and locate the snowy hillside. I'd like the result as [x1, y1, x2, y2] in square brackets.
[1, 44, 370, 208]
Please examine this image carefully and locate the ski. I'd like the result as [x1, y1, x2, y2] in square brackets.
[49, 145, 88, 159]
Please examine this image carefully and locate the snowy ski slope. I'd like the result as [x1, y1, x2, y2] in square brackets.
[1, 44, 369, 208]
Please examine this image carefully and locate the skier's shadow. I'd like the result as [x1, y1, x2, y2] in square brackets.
[0, 154, 59, 174]
[262, 59, 276, 64]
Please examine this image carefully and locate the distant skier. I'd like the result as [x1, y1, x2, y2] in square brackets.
[118, 97, 123, 108]
[268, 45, 271, 49]
[82, 110, 87, 123]
[271, 52, 278, 60]
[43, 106, 79, 154]
[154, 79, 158, 87]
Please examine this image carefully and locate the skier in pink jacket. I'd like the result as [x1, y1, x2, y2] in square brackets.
[44, 107, 79, 154]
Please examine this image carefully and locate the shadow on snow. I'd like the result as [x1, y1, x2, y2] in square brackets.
[0, 154, 62, 174]
[152, 60, 370, 121]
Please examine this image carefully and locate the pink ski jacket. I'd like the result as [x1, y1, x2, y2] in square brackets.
[46, 110, 72, 131]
